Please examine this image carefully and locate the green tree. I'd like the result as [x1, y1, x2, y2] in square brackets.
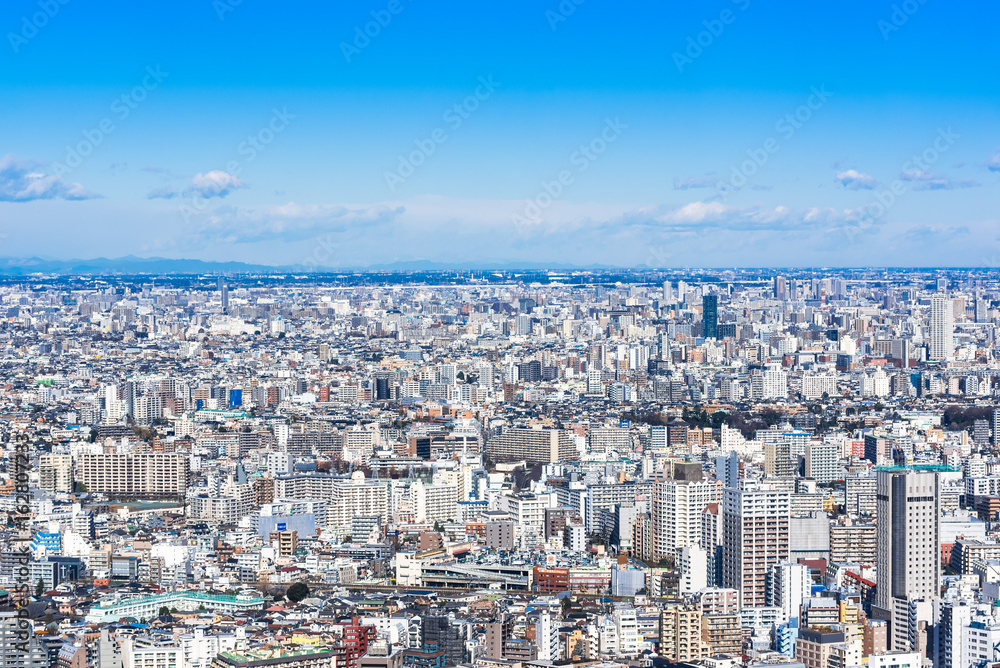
[158, 606, 170, 617]
[35, 579, 44, 597]
[286, 581, 310, 603]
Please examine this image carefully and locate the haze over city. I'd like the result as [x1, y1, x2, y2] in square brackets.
[2, 1, 999, 267]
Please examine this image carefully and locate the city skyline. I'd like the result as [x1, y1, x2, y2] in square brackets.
[2, 1, 999, 268]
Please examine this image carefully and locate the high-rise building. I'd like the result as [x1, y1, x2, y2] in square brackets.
[930, 294, 954, 360]
[39, 454, 73, 493]
[421, 616, 466, 666]
[702, 295, 718, 340]
[766, 561, 811, 626]
[77, 453, 190, 497]
[0, 611, 47, 668]
[652, 475, 716, 561]
[829, 524, 876, 564]
[484, 616, 512, 660]
[764, 442, 795, 478]
[874, 468, 940, 651]
[411, 480, 458, 524]
[722, 482, 790, 608]
[762, 365, 788, 399]
[536, 612, 559, 661]
[804, 443, 839, 484]
[486, 427, 578, 464]
[658, 604, 707, 663]
[795, 627, 846, 668]
[774, 275, 787, 301]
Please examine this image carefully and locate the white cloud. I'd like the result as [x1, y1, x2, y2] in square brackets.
[0, 154, 99, 202]
[988, 149, 1000, 172]
[611, 201, 864, 234]
[673, 176, 718, 190]
[146, 186, 179, 200]
[198, 202, 405, 243]
[834, 169, 877, 190]
[900, 169, 979, 190]
[188, 170, 245, 198]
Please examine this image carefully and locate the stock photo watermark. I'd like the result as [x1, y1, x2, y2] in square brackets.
[341, 0, 413, 63]
[877, 0, 929, 40]
[546, 0, 586, 30]
[511, 117, 627, 236]
[179, 107, 295, 222]
[673, 0, 751, 73]
[7, 0, 70, 53]
[214, 0, 243, 21]
[645, 245, 675, 268]
[301, 234, 339, 271]
[384, 75, 500, 192]
[717, 85, 831, 200]
[52, 66, 169, 177]
[840, 127, 959, 243]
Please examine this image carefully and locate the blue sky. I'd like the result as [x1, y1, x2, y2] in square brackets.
[1, 0, 998, 267]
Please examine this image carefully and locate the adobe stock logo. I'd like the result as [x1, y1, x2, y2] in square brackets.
[717, 85, 832, 200]
[877, 0, 929, 40]
[384, 76, 500, 192]
[511, 118, 627, 236]
[8, 0, 70, 54]
[672, 0, 751, 73]
[53, 66, 169, 177]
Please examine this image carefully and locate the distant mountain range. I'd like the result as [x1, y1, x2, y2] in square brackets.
[0, 255, 629, 275]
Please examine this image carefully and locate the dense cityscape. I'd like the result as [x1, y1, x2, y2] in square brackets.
[0, 268, 994, 668]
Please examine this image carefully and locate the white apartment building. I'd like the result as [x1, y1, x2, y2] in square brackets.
[652, 478, 717, 560]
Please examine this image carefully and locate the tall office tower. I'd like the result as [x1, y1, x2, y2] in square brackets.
[975, 290, 989, 323]
[874, 468, 940, 651]
[652, 474, 717, 560]
[722, 482, 790, 608]
[662, 280, 670, 302]
[930, 294, 954, 360]
[677, 281, 688, 304]
[702, 295, 718, 340]
[992, 408, 1000, 445]
[221, 283, 229, 313]
[124, 379, 137, 418]
[774, 275, 787, 300]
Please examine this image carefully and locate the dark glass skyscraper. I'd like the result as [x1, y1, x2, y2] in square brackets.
[703, 294, 718, 339]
